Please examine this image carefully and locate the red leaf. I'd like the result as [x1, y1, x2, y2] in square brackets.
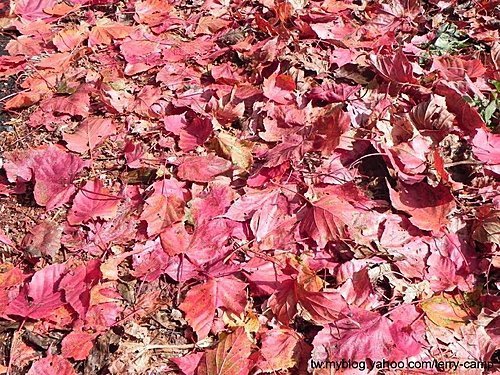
[370, 50, 417, 83]
[52, 26, 88, 52]
[6, 263, 66, 319]
[256, 329, 302, 372]
[63, 117, 116, 154]
[190, 184, 234, 225]
[4, 146, 87, 210]
[312, 105, 351, 155]
[250, 194, 289, 242]
[59, 260, 101, 319]
[14, 0, 57, 20]
[27, 353, 76, 375]
[297, 289, 347, 324]
[89, 18, 134, 46]
[196, 328, 253, 375]
[67, 180, 120, 225]
[269, 278, 347, 325]
[33, 146, 86, 210]
[131, 241, 170, 282]
[61, 331, 95, 360]
[312, 309, 394, 362]
[139, 194, 185, 237]
[263, 73, 296, 104]
[177, 155, 232, 183]
[432, 56, 487, 81]
[170, 352, 204, 375]
[179, 277, 247, 339]
[22, 220, 62, 258]
[40, 89, 90, 117]
[409, 95, 455, 136]
[388, 181, 456, 231]
[472, 128, 500, 175]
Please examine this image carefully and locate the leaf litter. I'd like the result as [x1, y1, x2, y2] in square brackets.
[0, 0, 498, 374]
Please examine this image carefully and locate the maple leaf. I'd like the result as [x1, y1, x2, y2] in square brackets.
[14, 0, 57, 20]
[61, 331, 95, 360]
[409, 95, 455, 137]
[269, 277, 347, 325]
[256, 329, 303, 372]
[312, 104, 351, 155]
[263, 73, 296, 104]
[250, 193, 290, 242]
[370, 50, 417, 83]
[178, 116, 212, 152]
[420, 292, 480, 330]
[388, 181, 456, 232]
[196, 328, 254, 375]
[52, 25, 88, 52]
[184, 218, 241, 265]
[67, 179, 120, 225]
[214, 131, 254, 170]
[27, 353, 76, 375]
[160, 222, 191, 256]
[196, 16, 231, 35]
[432, 56, 487, 81]
[170, 352, 204, 375]
[33, 146, 86, 210]
[22, 220, 62, 258]
[472, 128, 500, 175]
[179, 276, 247, 339]
[5, 263, 66, 319]
[472, 207, 500, 245]
[131, 240, 170, 282]
[139, 193, 185, 237]
[177, 155, 233, 183]
[299, 197, 349, 248]
[40, 88, 91, 117]
[312, 309, 397, 362]
[63, 117, 116, 154]
[88, 18, 134, 46]
[189, 183, 234, 225]
[3, 146, 86, 210]
[134, 0, 174, 26]
[59, 260, 101, 319]
[310, 20, 356, 40]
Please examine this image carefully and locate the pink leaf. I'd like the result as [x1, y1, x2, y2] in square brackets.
[256, 329, 302, 372]
[312, 309, 395, 362]
[7, 145, 87, 210]
[6, 263, 66, 319]
[61, 331, 95, 360]
[40, 89, 90, 117]
[67, 180, 120, 225]
[27, 353, 76, 375]
[196, 328, 253, 375]
[472, 128, 500, 175]
[139, 194, 185, 237]
[170, 352, 204, 375]
[177, 155, 232, 183]
[370, 50, 417, 83]
[59, 260, 101, 319]
[15, 0, 57, 20]
[63, 117, 116, 154]
[388, 181, 456, 232]
[179, 276, 247, 339]
[432, 56, 487, 81]
[33, 146, 86, 210]
[263, 73, 296, 104]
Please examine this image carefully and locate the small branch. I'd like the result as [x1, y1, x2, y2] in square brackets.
[143, 343, 196, 351]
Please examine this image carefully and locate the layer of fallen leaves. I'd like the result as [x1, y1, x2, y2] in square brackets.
[0, 0, 499, 374]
